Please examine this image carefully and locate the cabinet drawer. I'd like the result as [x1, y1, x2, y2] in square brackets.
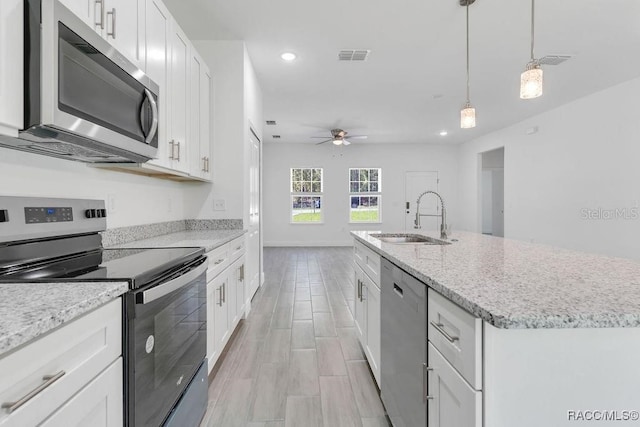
[0, 299, 122, 426]
[428, 343, 482, 427]
[41, 358, 123, 427]
[428, 289, 482, 389]
[353, 240, 380, 286]
[228, 237, 245, 263]
[206, 243, 229, 279]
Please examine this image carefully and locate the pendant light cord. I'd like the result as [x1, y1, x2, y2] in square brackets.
[466, 0, 470, 103]
[530, 0, 535, 61]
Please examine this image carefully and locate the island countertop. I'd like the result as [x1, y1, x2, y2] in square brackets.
[351, 230, 640, 329]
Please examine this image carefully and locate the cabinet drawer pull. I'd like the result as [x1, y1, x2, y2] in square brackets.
[214, 259, 224, 265]
[430, 321, 459, 343]
[106, 8, 116, 38]
[235, 246, 242, 251]
[423, 364, 433, 402]
[2, 370, 65, 414]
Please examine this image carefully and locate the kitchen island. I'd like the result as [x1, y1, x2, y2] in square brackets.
[352, 230, 640, 427]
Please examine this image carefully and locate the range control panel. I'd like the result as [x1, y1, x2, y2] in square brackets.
[25, 207, 74, 224]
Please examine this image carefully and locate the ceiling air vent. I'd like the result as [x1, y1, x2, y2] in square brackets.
[538, 55, 571, 66]
[266, 120, 277, 125]
[272, 135, 281, 139]
[338, 50, 371, 61]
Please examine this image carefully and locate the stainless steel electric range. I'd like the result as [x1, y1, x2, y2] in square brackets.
[0, 196, 209, 427]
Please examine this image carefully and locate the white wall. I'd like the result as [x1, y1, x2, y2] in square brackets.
[0, 147, 189, 228]
[263, 143, 459, 246]
[457, 76, 640, 259]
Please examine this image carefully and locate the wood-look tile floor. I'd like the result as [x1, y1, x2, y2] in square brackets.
[200, 247, 389, 427]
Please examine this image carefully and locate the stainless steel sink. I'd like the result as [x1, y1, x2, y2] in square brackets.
[370, 233, 451, 245]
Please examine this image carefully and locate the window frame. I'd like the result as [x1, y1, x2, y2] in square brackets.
[348, 167, 382, 224]
[290, 167, 324, 224]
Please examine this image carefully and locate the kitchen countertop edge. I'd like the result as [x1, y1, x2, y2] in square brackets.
[0, 281, 129, 358]
[351, 231, 640, 330]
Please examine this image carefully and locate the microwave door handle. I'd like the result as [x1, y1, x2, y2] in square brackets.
[138, 261, 207, 304]
[141, 88, 158, 144]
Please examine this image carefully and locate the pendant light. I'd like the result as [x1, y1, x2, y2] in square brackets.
[460, 0, 476, 129]
[520, 0, 543, 99]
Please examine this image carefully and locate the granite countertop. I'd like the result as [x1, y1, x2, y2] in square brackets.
[0, 282, 128, 357]
[107, 229, 247, 252]
[352, 230, 640, 329]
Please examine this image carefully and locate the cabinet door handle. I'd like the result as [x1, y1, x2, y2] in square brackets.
[106, 8, 116, 38]
[168, 140, 175, 159]
[393, 283, 403, 297]
[222, 282, 226, 303]
[2, 371, 65, 414]
[423, 364, 434, 402]
[430, 321, 459, 343]
[239, 265, 244, 282]
[357, 279, 361, 300]
[175, 141, 181, 161]
[202, 157, 207, 172]
[214, 259, 224, 265]
[218, 286, 223, 306]
[95, 0, 105, 30]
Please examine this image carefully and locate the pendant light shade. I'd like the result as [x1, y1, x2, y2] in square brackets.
[520, 0, 543, 99]
[460, 102, 476, 129]
[520, 62, 543, 99]
[460, 0, 476, 129]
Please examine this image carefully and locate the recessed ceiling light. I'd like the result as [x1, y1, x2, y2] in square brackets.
[281, 52, 297, 61]
[439, 130, 448, 136]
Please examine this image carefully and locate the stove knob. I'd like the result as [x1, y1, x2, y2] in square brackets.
[96, 209, 103, 218]
[85, 209, 96, 218]
[0, 210, 8, 223]
[100, 209, 107, 218]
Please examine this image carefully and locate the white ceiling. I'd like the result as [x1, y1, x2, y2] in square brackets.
[163, 0, 640, 145]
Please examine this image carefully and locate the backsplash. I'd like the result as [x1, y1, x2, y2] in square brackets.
[101, 219, 243, 247]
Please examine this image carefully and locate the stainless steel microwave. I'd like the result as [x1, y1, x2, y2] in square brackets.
[12, 0, 159, 163]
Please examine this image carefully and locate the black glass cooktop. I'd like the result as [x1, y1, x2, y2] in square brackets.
[0, 247, 204, 289]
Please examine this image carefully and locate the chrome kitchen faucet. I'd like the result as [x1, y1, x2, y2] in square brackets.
[414, 191, 448, 240]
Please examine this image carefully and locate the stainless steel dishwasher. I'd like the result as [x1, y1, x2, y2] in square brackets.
[380, 258, 427, 427]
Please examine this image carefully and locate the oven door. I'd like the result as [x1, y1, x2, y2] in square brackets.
[125, 257, 207, 427]
[25, 0, 159, 159]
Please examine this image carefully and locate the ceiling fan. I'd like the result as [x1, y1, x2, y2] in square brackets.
[312, 129, 368, 146]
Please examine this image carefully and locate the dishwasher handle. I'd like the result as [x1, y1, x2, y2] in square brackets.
[393, 283, 403, 297]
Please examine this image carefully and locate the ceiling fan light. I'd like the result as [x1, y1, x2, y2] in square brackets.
[520, 63, 543, 99]
[332, 139, 342, 145]
[460, 103, 476, 129]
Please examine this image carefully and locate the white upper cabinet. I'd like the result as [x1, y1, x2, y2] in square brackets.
[60, 0, 144, 70]
[167, 21, 190, 173]
[0, 0, 23, 137]
[189, 48, 212, 181]
[144, 0, 171, 168]
[103, 0, 146, 70]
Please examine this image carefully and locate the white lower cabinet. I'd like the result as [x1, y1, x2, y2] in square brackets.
[0, 299, 122, 427]
[206, 236, 246, 373]
[354, 264, 381, 386]
[41, 358, 123, 427]
[428, 343, 482, 427]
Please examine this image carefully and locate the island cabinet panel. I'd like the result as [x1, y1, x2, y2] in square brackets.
[483, 323, 640, 427]
[428, 343, 481, 427]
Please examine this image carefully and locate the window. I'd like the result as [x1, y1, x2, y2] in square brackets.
[291, 168, 323, 223]
[349, 168, 381, 223]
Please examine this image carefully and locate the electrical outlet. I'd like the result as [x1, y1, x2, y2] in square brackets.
[213, 199, 226, 211]
[107, 194, 116, 213]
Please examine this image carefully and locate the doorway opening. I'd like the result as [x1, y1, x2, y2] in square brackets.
[480, 148, 504, 237]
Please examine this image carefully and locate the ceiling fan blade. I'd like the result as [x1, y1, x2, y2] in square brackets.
[347, 135, 368, 139]
[311, 136, 332, 138]
[315, 139, 332, 145]
[343, 139, 351, 146]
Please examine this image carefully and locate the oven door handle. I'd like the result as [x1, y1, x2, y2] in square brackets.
[138, 261, 207, 304]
